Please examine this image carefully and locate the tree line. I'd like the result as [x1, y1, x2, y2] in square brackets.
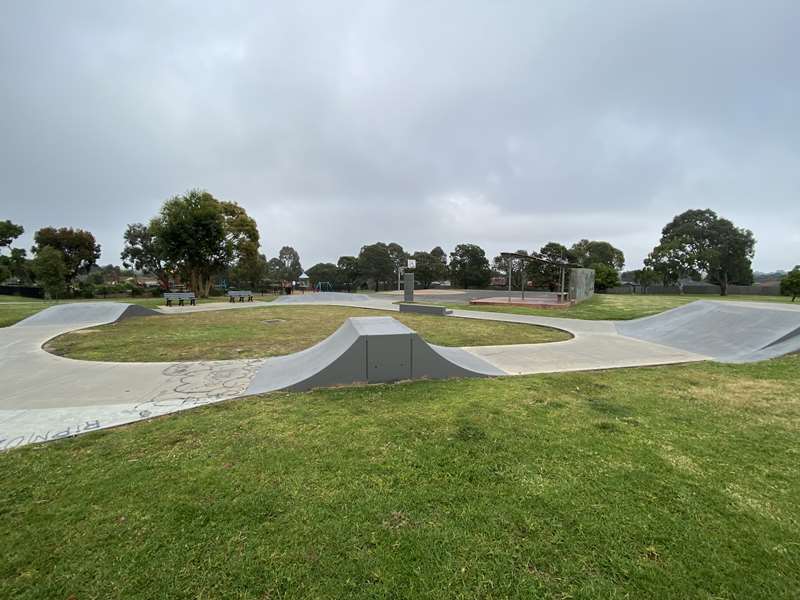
[3, 195, 797, 300]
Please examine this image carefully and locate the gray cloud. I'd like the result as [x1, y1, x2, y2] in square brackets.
[1, 0, 798, 271]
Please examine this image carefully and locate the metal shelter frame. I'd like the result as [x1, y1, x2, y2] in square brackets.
[499, 251, 579, 302]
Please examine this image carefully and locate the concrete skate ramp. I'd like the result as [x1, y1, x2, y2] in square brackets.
[616, 301, 800, 363]
[272, 292, 371, 304]
[13, 302, 158, 328]
[247, 316, 505, 393]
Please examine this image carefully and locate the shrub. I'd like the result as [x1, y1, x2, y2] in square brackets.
[79, 282, 96, 299]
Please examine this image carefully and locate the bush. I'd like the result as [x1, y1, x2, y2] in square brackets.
[130, 286, 143, 297]
[151, 288, 163, 298]
[780, 267, 800, 301]
[79, 283, 96, 299]
[209, 287, 225, 297]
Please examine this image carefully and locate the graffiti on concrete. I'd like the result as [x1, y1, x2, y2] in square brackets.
[0, 420, 102, 450]
[0, 359, 264, 451]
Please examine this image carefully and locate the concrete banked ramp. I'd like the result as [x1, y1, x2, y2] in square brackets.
[14, 301, 158, 328]
[247, 316, 505, 393]
[617, 301, 800, 363]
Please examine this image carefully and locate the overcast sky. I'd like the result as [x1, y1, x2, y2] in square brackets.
[1, 1, 798, 272]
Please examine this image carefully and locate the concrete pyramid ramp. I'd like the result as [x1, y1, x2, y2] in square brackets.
[246, 316, 505, 393]
[616, 300, 800, 363]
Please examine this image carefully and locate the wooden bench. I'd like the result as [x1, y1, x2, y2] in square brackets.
[227, 290, 254, 302]
[398, 303, 452, 316]
[164, 292, 196, 307]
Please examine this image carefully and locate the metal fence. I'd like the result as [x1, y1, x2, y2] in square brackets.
[0, 285, 45, 299]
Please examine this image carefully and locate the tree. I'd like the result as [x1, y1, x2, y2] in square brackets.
[431, 246, 447, 263]
[531, 242, 571, 291]
[336, 256, 359, 288]
[634, 267, 659, 292]
[781, 266, 800, 302]
[32, 227, 100, 284]
[387, 242, 407, 288]
[644, 238, 688, 286]
[277, 246, 303, 281]
[150, 189, 260, 296]
[31, 246, 67, 299]
[1, 248, 31, 283]
[570, 239, 625, 271]
[0, 220, 24, 249]
[646, 209, 755, 295]
[593, 263, 620, 291]
[231, 250, 268, 289]
[357, 243, 394, 291]
[307, 263, 339, 287]
[0, 222, 28, 283]
[410, 251, 441, 288]
[266, 258, 284, 281]
[121, 221, 173, 290]
[427, 246, 449, 283]
[449, 244, 491, 289]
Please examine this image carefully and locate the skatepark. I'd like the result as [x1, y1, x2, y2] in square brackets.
[1, 292, 798, 451]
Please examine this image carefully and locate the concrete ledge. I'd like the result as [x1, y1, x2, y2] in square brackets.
[398, 303, 452, 316]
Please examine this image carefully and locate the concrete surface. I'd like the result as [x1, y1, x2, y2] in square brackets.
[617, 300, 800, 363]
[247, 316, 503, 393]
[0, 303, 262, 451]
[2, 293, 798, 450]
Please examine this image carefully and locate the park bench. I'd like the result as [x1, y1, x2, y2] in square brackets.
[164, 292, 196, 307]
[398, 303, 452, 316]
[554, 292, 570, 303]
[227, 290, 254, 302]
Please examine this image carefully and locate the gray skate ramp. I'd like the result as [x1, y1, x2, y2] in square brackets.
[616, 301, 800, 363]
[247, 316, 505, 393]
[13, 302, 157, 328]
[272, 292, 371, 304]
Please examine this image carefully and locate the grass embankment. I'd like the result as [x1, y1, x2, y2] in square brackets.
[0, 295, 255, 328]
[1, 356, 799, 599]
[46, 305, 570, 362]
[450, 293, 796, 320]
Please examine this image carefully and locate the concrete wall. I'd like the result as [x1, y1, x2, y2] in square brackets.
[569, 268, 595, 303]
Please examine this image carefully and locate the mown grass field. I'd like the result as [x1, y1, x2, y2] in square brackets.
[449, 293, 796, 320]
[1, 356, 798, 599]
[46, 305, 571, 362]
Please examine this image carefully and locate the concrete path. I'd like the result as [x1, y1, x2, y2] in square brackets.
[3, 293, 796, 450]
[0, 303, 261, 450]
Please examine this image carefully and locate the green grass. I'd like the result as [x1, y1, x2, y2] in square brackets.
[447, 293, 797, 320]
[0, 303, 55, 327]
[1, 356, 798, 599]
[0, 295, 260, 328]
[0, 294, 48, 303]
[46, 305, 571, 361]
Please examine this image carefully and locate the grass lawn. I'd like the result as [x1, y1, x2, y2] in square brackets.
[0, 295, 47, 303]
[0, 302, 55, 327]
[0, 295, 255, 328]
[46, 305, 571, 362]
[447, 293, 797, 320]
[1, 355, 798, 599]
